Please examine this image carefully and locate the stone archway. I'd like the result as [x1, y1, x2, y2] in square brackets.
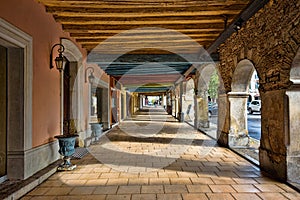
[228, 59, 255, 147]
[286, 47, 300, 185]
[194, 64, 218, 137]
[182, 78, 195, 124]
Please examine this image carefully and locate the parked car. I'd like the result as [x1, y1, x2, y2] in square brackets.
[248, 100, 261, 114]
[208, 103, 218, 117]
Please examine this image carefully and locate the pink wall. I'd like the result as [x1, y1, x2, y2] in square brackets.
[0, 0, 87, 147]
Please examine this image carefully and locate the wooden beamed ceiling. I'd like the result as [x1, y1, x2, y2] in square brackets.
[38, 0, 253, 54]
[38, 0, 255, 93]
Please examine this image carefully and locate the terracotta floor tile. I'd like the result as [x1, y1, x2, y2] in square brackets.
[44, 187, 73, 196]
[177, 171, 199, 178]
[85, 179, 108, 186]
[164, 185, 188, 193]
[257, 192, 289, 200]
[190, 177, 214, 185]
[27, 187, 50, 196]
[69, 186, 96, 195]
[93, 186, 118, 195]
[128, 178, 149, 185]
[106, 178, 128, 185]
[186, 185, 211, 193]
[39, 180, 65, 187]
[26, 197, 57, 200]
[231, 184, 260, 193]
[65, 179, 87, 186]
[157, 193, 182, 200]
[212, 177, 236, 184]
[132, 194, 156, 200]
[139, 172, 158, 178]
[106, 194, 131, 200]
[232, 177, 258, 184]
[231, 193, 261, 200]
[170, 178, 192, 184]
[208, 185, 236, 193]
[100, 172, 120, 178]
[141, 185, 164, 193]
[206, 193, 235, 200]
[182, 193, 208, 200]
[149, 178, 170, 185]
[282, 192, 300, 199]
[117, 185, 141, 194]
[158, 172, 179, 178]
[276, 183, 298, 192]
[254, 184, 286, 192]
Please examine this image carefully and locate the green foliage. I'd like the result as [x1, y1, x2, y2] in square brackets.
[208, 70, 219, 101]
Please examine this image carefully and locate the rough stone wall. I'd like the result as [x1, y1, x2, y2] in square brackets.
[219, 0, 300, 93]
[218, 0, 300, 180]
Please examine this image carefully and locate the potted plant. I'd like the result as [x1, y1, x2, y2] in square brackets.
[54, 119, 78, 171]
[90, 117, 103, 143]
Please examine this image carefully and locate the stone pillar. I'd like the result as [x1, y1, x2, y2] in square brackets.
[177, 82, 184, 122]
[217, 94, 230, 147]
[101, 88, 110, 130]
[286, 82, 300, 183]
[259, 89, 288, 181]
[194, 93, 198, 129]
[228, 92, 250, 147]
[196, 91, 209, 129]
[166, 92, 172, 114]
[139, 95, 143, 109]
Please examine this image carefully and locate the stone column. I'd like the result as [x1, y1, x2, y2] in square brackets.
[217, 94, 230, 147]
[101, 88, 110, 130]
[195, 90, 209, 129]
[228, 92, 250, 147]
[286, 82, 300, 183]
[194, 92, 198, 129]
[177, 82, 184, 122]
[139, 95, 143, 109]
[259, 89, 288, 180]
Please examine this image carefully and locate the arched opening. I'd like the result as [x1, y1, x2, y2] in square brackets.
[182, 78, 195, 124]
[229, 59, 261, 163]
[286, 47, 300, 187]
[195, 64, 220, 139]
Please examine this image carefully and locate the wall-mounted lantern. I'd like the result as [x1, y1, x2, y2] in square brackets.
[85, 67, 95, 84]
[50, 43, 67, 71]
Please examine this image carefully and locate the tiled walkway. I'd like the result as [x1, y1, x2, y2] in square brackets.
[21, 108, 300, 200]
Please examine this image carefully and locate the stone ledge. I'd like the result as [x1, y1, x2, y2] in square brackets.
[0, 159, 60, 200]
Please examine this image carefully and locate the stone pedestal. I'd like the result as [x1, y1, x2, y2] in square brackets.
[228, 92, 249, 147]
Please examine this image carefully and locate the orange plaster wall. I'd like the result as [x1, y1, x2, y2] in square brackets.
[0, 0, 87, 147]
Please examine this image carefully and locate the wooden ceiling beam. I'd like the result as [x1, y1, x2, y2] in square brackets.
[59, 19, 226, 25]
[76, 38, 217, 43]
[70, 30, 222, 37]
[62, 23, 225, 31]
[44, 4, 248, 13]
[39, 0, 250, 6]
[54, 15, 235, 23]
[72, 34, 220, 40]
[83, 46, 211, 54]
[51, 11, 239, 18]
